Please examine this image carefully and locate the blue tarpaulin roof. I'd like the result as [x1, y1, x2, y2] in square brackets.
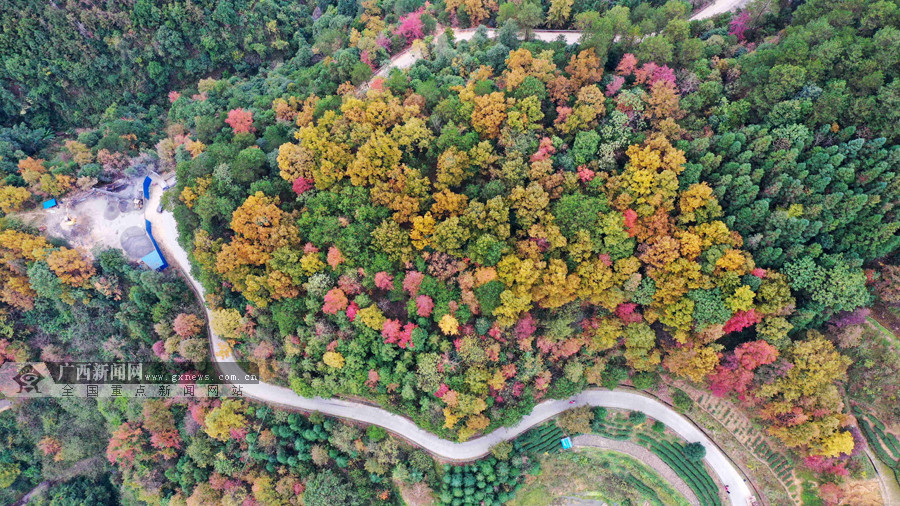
[42, 199, 57, 209]
[140, 178, 169, 272]
[141, 250, 166, 270]
[142, 220, 168, 271]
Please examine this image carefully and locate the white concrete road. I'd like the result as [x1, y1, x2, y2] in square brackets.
[452, 28, 584, 45]
[691, 0, 751, 21]
[373, 29, 583, 78]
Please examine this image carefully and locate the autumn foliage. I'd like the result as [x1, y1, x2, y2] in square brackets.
[46, 248, 95, 287]
[182, 46, 858, 454]
[173, 313, 204, 338]
[225, 108, 255, 134]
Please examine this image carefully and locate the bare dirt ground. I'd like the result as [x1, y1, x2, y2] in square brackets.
[15, 178, 152, 260]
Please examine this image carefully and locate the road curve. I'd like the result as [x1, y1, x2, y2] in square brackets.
[144, 184, 754, 505]
[572, 434, 700, 505]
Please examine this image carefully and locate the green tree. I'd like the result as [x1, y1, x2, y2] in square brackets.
[683, 442, 706, 462]
[0, 462, 19, 488]
[498, 0, 544, 40]
[304, 470, 365, 506]
[575, 12, 614, 54]
[635, 35, 674, 65]
[37, 475, 117, 506]
[232, 147, 268, 183]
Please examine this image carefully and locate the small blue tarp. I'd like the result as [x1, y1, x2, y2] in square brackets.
[141, 250, 166, 271]
[560, 437, 573, 450]
[42, 199, 58, 209]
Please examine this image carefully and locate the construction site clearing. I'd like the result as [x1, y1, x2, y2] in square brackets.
[15, 175, 173, 263]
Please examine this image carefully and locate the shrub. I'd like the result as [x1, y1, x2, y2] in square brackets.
[367, 425, 387, 442]
[557, 406, 594, 435]
[629, 411, 647, 425]
[602, 364, 629, 389]
[683, 442, 707, 462]
[490, 441, 513, 460]
[672, 389, 693, 413]
[631, 371, 659, 390]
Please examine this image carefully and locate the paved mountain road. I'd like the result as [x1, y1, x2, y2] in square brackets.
[691, 0, 751, 20]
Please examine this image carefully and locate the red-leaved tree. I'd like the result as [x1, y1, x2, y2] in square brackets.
[322, 288, 349, 314]
[396, 8, 425, 44]
[173, 313, 204, 338]
[729, 11, 751, 41]
[107, 423, 146, 466]
[225, 108, 255, 133]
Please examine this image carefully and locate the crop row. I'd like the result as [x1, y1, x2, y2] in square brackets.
[856, 414, 900, 489]
[859, 418, 899, 469]
[517, 423, 565, 454]
[624, 474, 664, 506]
[872, 423, 900, 459]
[637, 434, 721, 506]
[751, 439, 793, 481]
[591, 420, 634, 441]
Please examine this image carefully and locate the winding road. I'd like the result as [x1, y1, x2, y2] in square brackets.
[141, 3, 760, 503]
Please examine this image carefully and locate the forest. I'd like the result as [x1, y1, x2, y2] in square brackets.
[1, 0, 899, 504]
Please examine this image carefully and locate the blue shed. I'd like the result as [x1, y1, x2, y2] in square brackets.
[42, 199, 58, 209]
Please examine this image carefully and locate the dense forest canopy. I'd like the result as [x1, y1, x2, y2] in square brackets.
[160, 0, 898, 458]
[0, 0, 314, 130]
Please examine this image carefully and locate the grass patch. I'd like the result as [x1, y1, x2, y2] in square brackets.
[508, 448, 691, 506]
[800, 481, 824, 506]
[867, 317, 896, 341]
[593, 410, 722, 506]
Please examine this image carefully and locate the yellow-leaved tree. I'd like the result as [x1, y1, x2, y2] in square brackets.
[204, 399, 247, 441]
